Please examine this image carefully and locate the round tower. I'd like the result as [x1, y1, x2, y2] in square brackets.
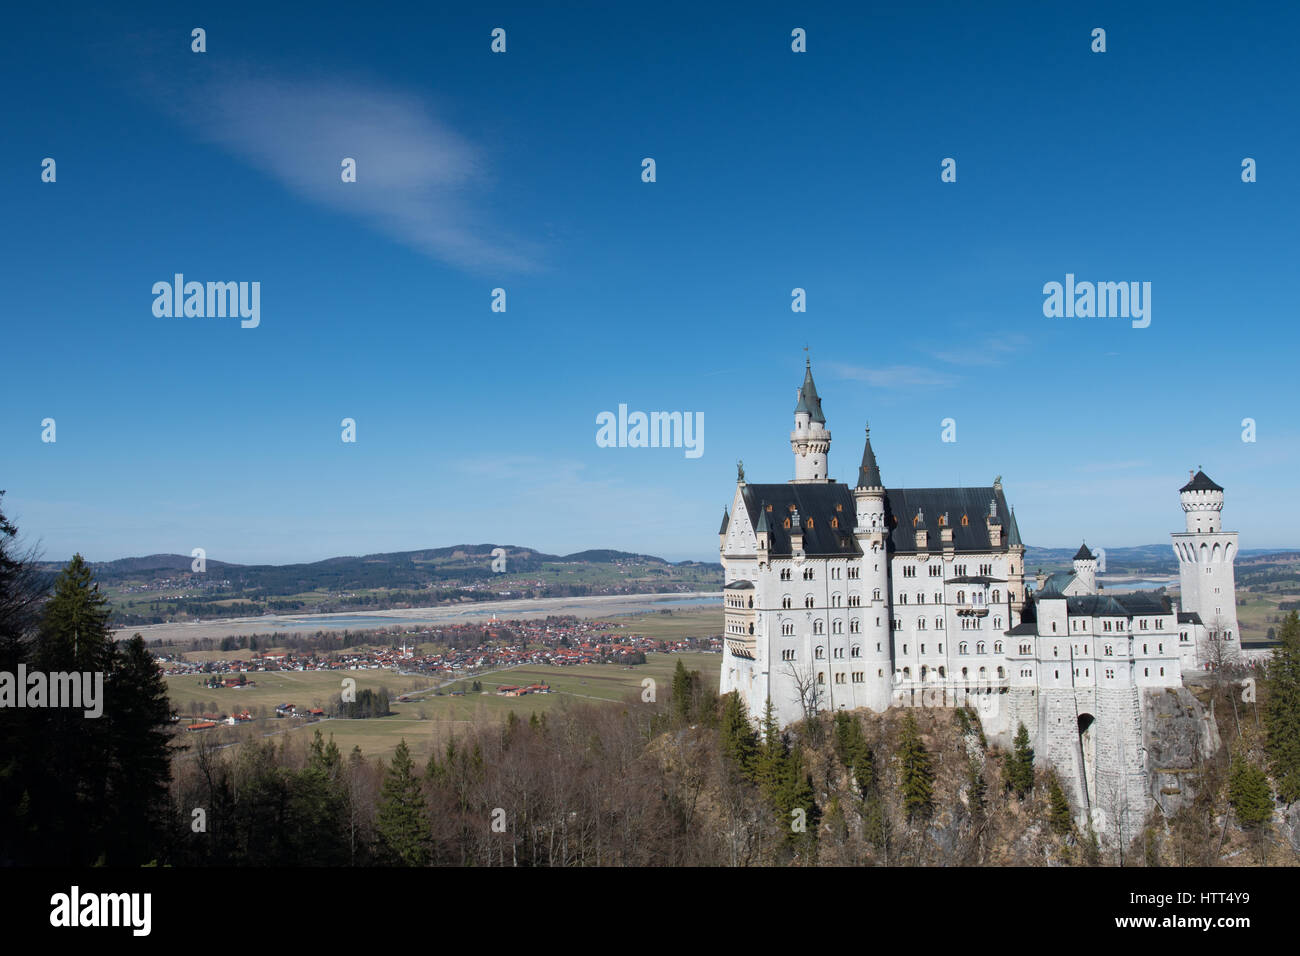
[853, 424, 893, 712]
[1171, 469, 1239, 668]
[1072, 543, 1097, 594]
[790, 359, 831, 483]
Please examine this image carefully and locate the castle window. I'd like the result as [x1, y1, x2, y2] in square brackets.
[961, 514, 969, 526]
[873, 589, 881, 601]
[937, 618, 944, 630]
[994, 641, 1002, 653]
[784, 518, 791, 529]
[992, 590, 1000, 603]
[997, 666, 1005, 679]
[831, 517, 838, 528]
[807, 518, 814, 529]
[1144, 667, 1149, 677]
[835, 503, 842, 512]
[977, 642, 986, 654]
[902, 667, 911, 679]
[1051, 622, 1057, 633]
[815, 646, 824, 659]
[962, 667, 969, 679]
[851, 645, 860, 657]
[814, 620, 823, 634]
[878, 669, 884, 677]
[766, 504, 773, 511]
[817, 672, 825, 684]
[1159, 667, 1165, 676]
[938, 666, 946, 678]
[805, 596, 814, 608]
[783, 597, 791, 609]
[959, 642, 968, 655]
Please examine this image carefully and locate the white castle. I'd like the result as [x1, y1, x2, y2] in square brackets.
[719, 360, 1238, 833]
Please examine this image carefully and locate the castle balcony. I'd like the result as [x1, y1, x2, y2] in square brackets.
[725, 637, 755, 660]
[955, 605, 989, 617]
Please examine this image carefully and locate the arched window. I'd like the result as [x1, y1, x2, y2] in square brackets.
[959, 642, 968, 655]
[992, 590, 1000, 603]
[813, 620, 823, 634]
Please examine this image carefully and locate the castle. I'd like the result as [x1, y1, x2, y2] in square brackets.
[719, 360, 1237, 836]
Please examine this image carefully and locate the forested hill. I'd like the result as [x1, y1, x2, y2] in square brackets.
[36, 546, 722, 627]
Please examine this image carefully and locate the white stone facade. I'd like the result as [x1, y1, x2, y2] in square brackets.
[719, 362, 1238, 841]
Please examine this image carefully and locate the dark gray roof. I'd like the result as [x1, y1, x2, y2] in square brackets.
[724, 580, 754, 590]
[1074, 544, 1094, 561]
[719, 508, 729, 534]
[741, 483, 860, 557]
[950, 575, 1008, 585]
[1008, 507, 1023, 548]
[1180, 470, 1223, 493]
[1113, 592, 1173, 616]
[793, 361, 826, 424]
[1178, 611, 1203, 625]
[1066, 595, 1134, 617]
[1005, 622, 1037, 637]
[1037, 573, 1073, 598]
[884, 486, 1013, 554]
[856, 426, 882, 488]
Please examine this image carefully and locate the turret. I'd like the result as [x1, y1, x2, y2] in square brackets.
[790, 359, 831, 483]
[718, 508, 729, 550]
[1073, 543, 1097, 595]
[851, 424, 892, 712]
[1179, 469, 1224, 534]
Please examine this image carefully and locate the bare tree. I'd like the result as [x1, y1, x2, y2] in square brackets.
[783, 659, 824, 724]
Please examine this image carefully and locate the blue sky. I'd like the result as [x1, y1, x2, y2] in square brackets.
[2, 2, 1297, 564]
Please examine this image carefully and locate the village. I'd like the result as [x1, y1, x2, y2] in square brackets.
[159, 616, 721, 730]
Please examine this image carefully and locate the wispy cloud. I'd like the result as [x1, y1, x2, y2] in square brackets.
[930, 333, 1030, 367]
[825, 362, 955, 388]
[147, 66, 538, 273]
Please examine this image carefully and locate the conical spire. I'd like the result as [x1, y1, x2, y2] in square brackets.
[793, 358, 826, 424]
[756, 503, 769, 534]
[719, 508, 730, 534]
[1008, 506, 1023, 548]
[856, 424, 882, 488]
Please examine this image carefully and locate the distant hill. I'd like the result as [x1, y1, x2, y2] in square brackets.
[1025, 545, 1300, 576]
[36, 546, 723, 628]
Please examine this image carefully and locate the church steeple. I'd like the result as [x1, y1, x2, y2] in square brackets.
[790, 358, 831, 483]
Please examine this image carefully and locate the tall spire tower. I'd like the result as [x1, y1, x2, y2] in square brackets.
[790, 358, 831, 483]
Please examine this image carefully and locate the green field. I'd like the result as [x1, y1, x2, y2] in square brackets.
[167, 651, 721, 761]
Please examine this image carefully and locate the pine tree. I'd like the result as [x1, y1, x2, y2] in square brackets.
[718, 691, 757, 779]
[1047, 771, 1073, 836]
[103, 634, 174, 864]
[671, 658, 693, 723]
[1227, 753, 1273, 829]
[376, 739, 430, 865]
[897, 712, 934, 822]
[1265, 612, 1300, 804]
[1005, 722, 1035, 799]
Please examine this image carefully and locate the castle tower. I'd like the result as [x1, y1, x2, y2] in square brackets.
[1073, 543, 1097, 595]
[1171, 469, 1239, 666]
[852, 425, 893, 711]
[1006, 504, 1027, 624]
[790, 360, 831, 483]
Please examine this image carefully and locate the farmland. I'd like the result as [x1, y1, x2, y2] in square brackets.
[167, 650, 721, 762]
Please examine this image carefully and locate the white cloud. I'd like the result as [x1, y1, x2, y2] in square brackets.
[154, 68, 538, 272]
